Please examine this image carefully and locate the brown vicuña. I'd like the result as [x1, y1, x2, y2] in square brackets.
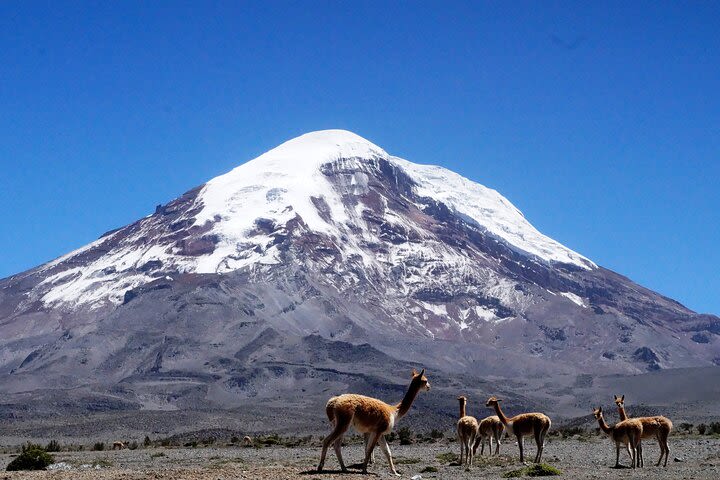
[593, 406, 643, 469]
[614, 394, 673, 467]
[473, 414, 504, 456]
[486, 396, 550, 463]
[317, 369, 430, 476]
[456, 396, 479, 470]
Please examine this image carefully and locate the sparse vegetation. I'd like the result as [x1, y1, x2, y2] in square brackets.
[420, 465, 439, 472]
[436, 451, 459, 464]
[45, 439, 61, 452]
[398, 426, 413, 445]
[552, 426, 586, 439]
[94, 458, 115, 468]
[93, 441, 105, 451]
[698, 423, 707, 435]
[503, 463, 562, 477]
[143, 435, 152, 447]
[6, 443, 55, 471]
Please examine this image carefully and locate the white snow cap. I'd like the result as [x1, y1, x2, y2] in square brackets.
[197, 129, 595, 270]
[37, 129, 595, 309]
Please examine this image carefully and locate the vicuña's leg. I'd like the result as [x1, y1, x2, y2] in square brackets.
[378, 435, 399, 476]
[517, 434, 524, 463]
[662, 433, 670, 468]
[362, 431, 381, 473]
[656, 433, 668, 467]
[458, 430, 464, 466]
[464, 436, 475, 470]
[637, 441, 643, 468]
[615, 442, 621, 468]
[494, 428, 502, 455]
[317, 415, 350, 472]
[332, 436, 346, 471]
[533, 429, 541, 463]
[537, 426, 548, 463]
[363, 433, 375, 464]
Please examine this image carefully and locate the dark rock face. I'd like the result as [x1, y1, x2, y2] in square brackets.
[0, 143, 718, 421]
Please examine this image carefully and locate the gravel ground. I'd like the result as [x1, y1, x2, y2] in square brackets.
[1, 437, 719, 479]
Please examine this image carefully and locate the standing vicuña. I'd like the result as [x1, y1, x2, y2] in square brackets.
[317, 369, 430, 476]
[593, 406, 643, 468]
[456, 396, 479, 470]
[486, 396, 551, 463]
[614, 394, 673, 467]
[473, 414, 504, 456]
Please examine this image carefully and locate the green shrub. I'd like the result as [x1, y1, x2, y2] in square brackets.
[503, 463, 562, 477]
[420, 466, 439, 473]
[93, 442, 105, 451]
[398, 427, 413, 445]
[45, 439, 61, 452]
[143, 436, 152, 447]
[503, 469, 525, 478]
[709, 422, 720, 435]
[526, 464, 563, 476]
[698, 424, 707, 435]
[128, 441, 138, 450]
[6, 443, 55, 471]
[679, 422, 694, 433]
[436, 451, 459, 464]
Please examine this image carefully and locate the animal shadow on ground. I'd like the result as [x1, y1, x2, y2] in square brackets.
[299, 465, 380, 476]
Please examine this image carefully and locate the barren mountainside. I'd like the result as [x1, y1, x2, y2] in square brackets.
[0, 130, 718, 426]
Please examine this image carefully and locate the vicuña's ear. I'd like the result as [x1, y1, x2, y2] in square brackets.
[412, 369, 418, 376]
[621, 395, 624, 401]
[598, 406, 603, 413]
[420, 368, 425, 376]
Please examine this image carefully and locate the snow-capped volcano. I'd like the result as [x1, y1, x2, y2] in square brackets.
[0, 130, 717, 419]
[35, 130, 593, 310]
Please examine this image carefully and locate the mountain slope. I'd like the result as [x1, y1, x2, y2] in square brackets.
[0, 130, 718, 421]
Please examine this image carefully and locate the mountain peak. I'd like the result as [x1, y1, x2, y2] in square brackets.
[247, 129, 387, 170]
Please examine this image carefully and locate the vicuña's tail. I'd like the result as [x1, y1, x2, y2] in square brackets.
[325, 396, 338, 424]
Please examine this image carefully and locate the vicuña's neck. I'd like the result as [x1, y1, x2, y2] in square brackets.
[617, 405, 628, 421]
[492, 403, 509, 425]
[396, 382, 421, 418]
[596, 416, 613, 435]
[459, 401, 467, 418]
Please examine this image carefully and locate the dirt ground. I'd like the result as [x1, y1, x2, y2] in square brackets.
[1, 436, 719, 479]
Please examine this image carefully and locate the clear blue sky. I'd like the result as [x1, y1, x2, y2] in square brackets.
[1, 1, 718, 314]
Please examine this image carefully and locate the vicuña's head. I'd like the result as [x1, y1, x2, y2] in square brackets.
[613, 394, 625, 408]
[457, 395, 467, 403]
[412, 369, 430, 391]
[486, 396, 502, 408]
[592, 406, 603, 419]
